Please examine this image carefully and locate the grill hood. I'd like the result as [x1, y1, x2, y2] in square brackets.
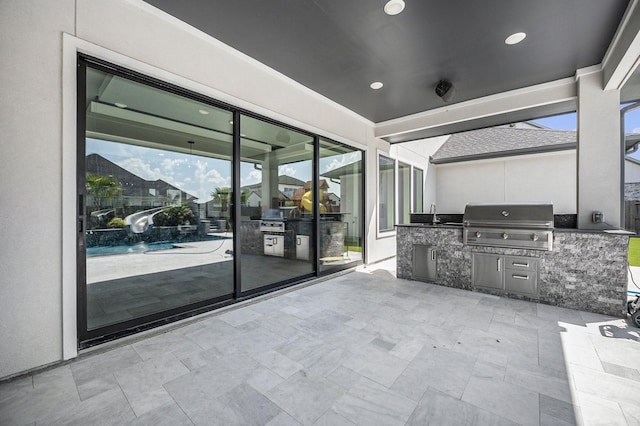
[463, 202, 554, 229]
[463, 203, 554, 251]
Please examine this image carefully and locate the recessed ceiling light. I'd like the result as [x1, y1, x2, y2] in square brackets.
[114, 102, 127, 108]
[198, 109, 210, 115]
[384, 0, 405, 16]
[370, 81, 384, 90]
[505, 32, 526, 45]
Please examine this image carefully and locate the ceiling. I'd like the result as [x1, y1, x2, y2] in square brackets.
[143, 0, 630, 124]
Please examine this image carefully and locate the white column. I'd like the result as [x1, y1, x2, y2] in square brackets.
[576, 69, 622, 229]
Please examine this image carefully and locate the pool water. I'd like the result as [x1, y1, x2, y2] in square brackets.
[86, 242, 177, 257]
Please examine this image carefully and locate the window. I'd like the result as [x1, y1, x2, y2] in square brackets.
[379, 154, 395, 232]
[413, 167, 424, 213]
[398, 162, 411, 224]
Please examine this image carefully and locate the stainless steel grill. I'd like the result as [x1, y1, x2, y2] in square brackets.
[463, 203, 554, 251]
[260, 208, 286, 233]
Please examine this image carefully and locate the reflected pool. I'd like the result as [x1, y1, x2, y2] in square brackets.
[86, 242, 177, 257]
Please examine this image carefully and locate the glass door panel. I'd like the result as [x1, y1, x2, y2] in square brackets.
[81, 64, 234, 334]
[239, 115, 315, 292]
[319, 139, 363, 272]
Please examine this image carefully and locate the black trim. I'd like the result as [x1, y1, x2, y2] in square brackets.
[79, 295, 235, 349]
[233, 111, 242, 300]
[76, 58, 88, 345]
[314, 135, 321, 275]
[76, 54, 366, 348]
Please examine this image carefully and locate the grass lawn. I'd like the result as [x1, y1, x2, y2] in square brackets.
[629, 237, 640, 266]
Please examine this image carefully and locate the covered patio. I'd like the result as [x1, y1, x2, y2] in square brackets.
[1, 260, 638, 425]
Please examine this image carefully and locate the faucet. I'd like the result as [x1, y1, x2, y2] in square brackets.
[429, 203, 439, 224]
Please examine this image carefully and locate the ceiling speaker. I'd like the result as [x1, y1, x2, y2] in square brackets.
[435, 80, 455, 102]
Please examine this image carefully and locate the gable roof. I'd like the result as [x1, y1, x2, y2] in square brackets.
[430, 126, 576, 164]
[86, 154, 197, 200]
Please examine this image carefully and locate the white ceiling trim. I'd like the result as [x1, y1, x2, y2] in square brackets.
[374, 76, 578, 140]
[603, 0, 640, 90]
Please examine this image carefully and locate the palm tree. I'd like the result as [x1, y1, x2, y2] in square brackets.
[86, 174, 122, 209]
[211, 187, 232, 212]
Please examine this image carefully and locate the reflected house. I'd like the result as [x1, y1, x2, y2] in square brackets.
[238, 175, 306, 208]
[85, 153, 197, 208]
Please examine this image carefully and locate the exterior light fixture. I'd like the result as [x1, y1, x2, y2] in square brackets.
[370, 81, 384, 90]
[198, 109, 210, 115]
[114, 102, 127, 108]
[505, 32, 526, 45]
[384, 0, 405, 16]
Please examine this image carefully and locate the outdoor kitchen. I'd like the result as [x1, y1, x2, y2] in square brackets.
[397, 202, 631, 316]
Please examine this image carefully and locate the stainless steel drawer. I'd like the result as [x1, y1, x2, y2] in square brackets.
[504, 256, 538, 272]
[505, 270, 538, 295]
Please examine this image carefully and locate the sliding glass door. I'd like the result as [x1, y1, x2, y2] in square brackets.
[78, 57, 365, 345]
[319, 138, 363, 272]
[239, 115, 315, 293]
[79, 61, 235, 340]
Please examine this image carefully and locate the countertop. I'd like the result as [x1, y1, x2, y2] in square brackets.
[397, 222, 634, 235]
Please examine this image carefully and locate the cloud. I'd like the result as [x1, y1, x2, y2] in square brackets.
[119, 158, 164, 181]
[161, 158, 187, 174]
[279, 164, 297, 176]
[241, 169, 262, 186]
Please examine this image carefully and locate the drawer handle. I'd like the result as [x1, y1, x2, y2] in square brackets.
[512, 274, 529, 280]
[512, 262, 529, 267]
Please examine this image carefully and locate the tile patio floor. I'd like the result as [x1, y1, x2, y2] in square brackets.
[2, 259, 640, 425]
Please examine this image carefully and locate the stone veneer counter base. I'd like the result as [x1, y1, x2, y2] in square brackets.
[396, 224, 629, 316]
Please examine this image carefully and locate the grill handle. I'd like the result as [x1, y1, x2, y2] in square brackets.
[497, 258, 501, 272]
[463, 220, 553, 229]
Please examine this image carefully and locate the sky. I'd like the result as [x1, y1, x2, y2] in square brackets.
[532, 106, 640, 161]
[532, 106, 640, 133]
[87, 138, 358, 203]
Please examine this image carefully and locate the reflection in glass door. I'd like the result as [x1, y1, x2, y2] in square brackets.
[80, 61, 235, 338]
[239, 115, 315, 293]
[319, 139, 363, 272]
[78, 57, 366, 345]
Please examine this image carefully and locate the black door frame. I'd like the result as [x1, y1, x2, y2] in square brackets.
[76, 54, 364, 348]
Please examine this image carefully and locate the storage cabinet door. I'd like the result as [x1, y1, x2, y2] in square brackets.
[413, 245, 437, 282]
[472, 254, 503, 289]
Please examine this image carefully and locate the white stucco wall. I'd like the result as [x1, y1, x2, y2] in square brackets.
[0, 0, 385, 379]
[0, 0, 76, 379]
[434, 151, 577, 214]
[577, 69, 622, 228]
